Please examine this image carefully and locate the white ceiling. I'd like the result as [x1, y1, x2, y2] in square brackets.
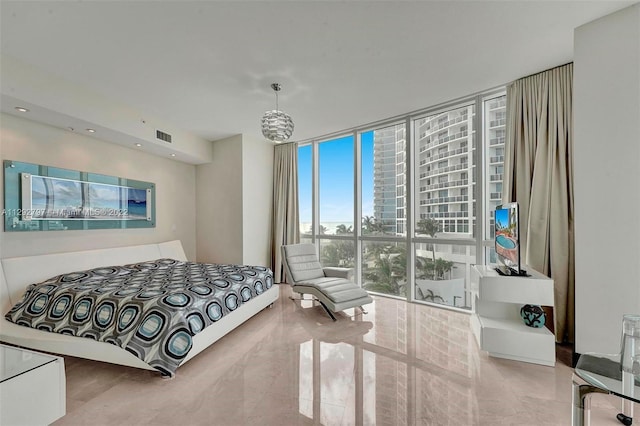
[0, 1, 634, 143]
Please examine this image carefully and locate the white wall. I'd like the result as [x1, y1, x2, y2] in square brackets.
[574, 3, 640, 354]
[241, 134, 274, 266]
[196, 135, 244, 264]
[1, 113, 197, 260]
[196, 134, 273, 267]
[0, 117, 3, 261]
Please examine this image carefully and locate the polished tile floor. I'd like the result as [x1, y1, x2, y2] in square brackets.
[55, 284, 632, 425]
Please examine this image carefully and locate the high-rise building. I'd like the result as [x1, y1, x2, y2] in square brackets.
[415, 105, 474, 237]
[372, 124, 406, 235]
[372, 97, 506, 239]
[484, 97, 507, 240]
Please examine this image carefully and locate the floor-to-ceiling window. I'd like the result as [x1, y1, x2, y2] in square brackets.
[297, 90, 506, 311]
[316, 135, 356, 268]
[413, 102, 475, 308]
[361, 124, 407, 298]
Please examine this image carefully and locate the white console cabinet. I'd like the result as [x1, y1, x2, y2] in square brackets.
[470, 265, 555, 366]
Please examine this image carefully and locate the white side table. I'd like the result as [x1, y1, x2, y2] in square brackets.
[470, 265, 556, 366]
[0, 344, 66, 425]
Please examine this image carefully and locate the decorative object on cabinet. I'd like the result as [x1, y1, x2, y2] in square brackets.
[3, 160, 155, 231]
[520, 304, 546, 328]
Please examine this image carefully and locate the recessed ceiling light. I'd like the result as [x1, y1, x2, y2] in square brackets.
[15, 107, 29, 113]
[135, 143, 142, 147]
[86, 128, 96, 133]
[170, 154, 176, 157]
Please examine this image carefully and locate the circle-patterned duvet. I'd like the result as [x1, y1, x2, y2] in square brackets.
[5, 259, 274, 377]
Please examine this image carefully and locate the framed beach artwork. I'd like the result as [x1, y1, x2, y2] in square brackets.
[3, 160, 155, 231]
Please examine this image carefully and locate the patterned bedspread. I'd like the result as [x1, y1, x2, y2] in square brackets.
[5, 258, 273, 377]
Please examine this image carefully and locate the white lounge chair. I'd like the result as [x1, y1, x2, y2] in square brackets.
[281, 243, 373, 321]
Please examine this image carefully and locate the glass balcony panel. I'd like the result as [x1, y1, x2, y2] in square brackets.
[414, 243, 475, 310]
[362, 241, 407, 298]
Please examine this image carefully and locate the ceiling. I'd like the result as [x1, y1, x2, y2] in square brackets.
[0, 1, 634, 144]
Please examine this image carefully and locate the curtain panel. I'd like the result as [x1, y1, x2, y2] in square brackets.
[503, 63, 574, 343]
[271, 143, 300, 283]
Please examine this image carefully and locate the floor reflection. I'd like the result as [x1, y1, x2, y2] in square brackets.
[57, 284, 627, 426]
[293, 287, 479, 425]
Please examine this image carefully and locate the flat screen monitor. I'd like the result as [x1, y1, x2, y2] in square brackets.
[494, 202, 524, 275]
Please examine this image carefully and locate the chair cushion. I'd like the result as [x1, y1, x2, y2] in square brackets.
[296, 277, 370, 304]
[282, 244, 324, 283]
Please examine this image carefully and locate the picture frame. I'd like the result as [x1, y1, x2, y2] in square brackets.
[3, 160, 155, 232]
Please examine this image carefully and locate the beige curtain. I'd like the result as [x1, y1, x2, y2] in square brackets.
[272, 143, 300, 283]
[503, 63, 574, 343]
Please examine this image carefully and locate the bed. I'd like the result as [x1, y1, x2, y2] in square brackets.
[0, 240, 279, 377]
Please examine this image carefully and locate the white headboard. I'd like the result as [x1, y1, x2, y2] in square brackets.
[1, 240, 187, 310]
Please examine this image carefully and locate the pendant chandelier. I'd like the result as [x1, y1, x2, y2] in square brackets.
[261, 83, 294, 142]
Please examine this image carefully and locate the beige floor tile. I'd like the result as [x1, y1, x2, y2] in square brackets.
[49, 284, 634, 426]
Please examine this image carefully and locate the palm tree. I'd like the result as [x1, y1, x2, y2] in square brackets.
[415, 255, 434, 279]
[420, 288, 445, 303]
[416, 218, 442, 279]
[416, 218, 442, 237]
[318, 225, 328, 235]
[362, 215, 375, 234]
[364, 255, 398, 294]
[323, 240, 355, 267]
[433, 258, 454, 279]
[364, 244, 407, 296]
[415, 256, 454, 280]
[335, 224, 353, 235]
[362, 215, 385, 235]
[321, 244, 341, 267]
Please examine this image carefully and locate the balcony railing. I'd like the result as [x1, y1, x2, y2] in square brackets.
[489, 118, 506, 128]
[488, 99, 506, 110]
[490, 192, 502, 200]
[424, 211, 471, 218]
[419, 130, 470, 151]
[489, 137, 505, 146]
[421, 178, 469, 191]
[422, 113, 469, 133]
[489, 155, 504, 164]
[419, 147, 469, 165]
[490, 173, 503, 182]
[420, 195, 469, 205]
[424, 163, 469, 177]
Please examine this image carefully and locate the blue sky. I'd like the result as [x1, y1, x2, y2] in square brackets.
[298, 132, 374, 224]
[494, 207, 509, 229]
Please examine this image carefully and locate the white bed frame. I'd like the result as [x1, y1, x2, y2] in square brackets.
[0, 240, 279, 372]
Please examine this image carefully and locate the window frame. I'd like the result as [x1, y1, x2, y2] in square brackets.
[297, 87, 506, 312]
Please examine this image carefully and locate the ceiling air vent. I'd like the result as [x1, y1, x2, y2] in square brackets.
[156, 130, 172, 143]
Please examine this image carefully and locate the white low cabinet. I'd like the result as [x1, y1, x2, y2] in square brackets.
[470, 265, 556, 366]
[0, 344, 66, 425]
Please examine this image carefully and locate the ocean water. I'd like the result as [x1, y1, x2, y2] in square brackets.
[127, 201, 147, 219]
